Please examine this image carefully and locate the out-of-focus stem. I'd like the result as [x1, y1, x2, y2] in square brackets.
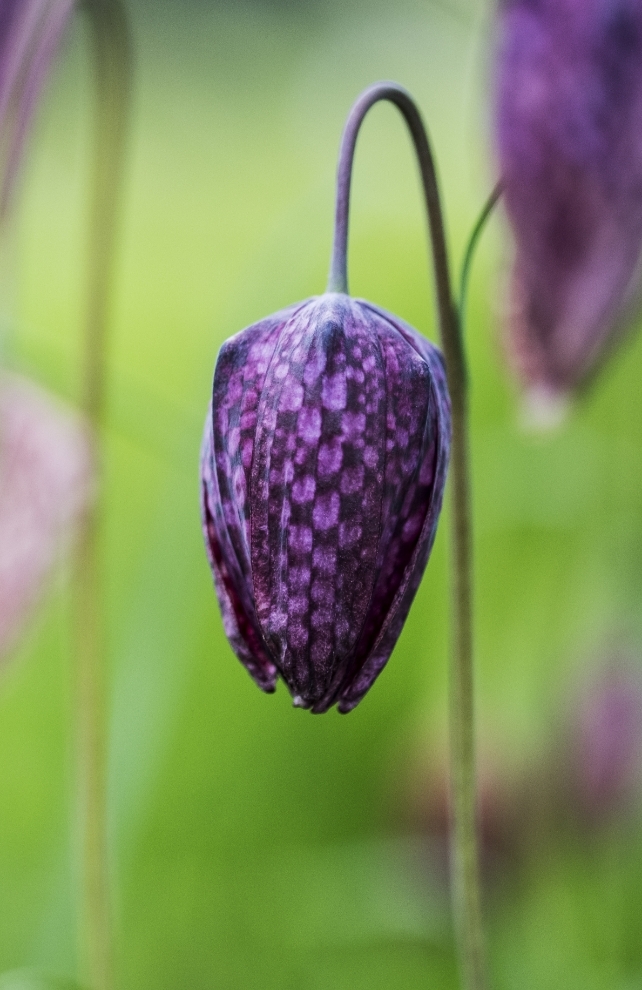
[329, 83, 487, 990]
[74, 2, 131, 989]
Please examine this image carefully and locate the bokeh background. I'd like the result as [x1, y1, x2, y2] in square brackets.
[2, 0, 642, 987]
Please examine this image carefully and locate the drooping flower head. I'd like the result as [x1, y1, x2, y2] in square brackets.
[495, 0, 642, 397]
[200, 293, 450, 713]
[0, 0, 75, 212]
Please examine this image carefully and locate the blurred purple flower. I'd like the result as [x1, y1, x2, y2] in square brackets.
[566, 660, 642, 824]
[495, 0, 642, 397]
[0, 0, 75, 211]
[200, 293, 451, 713]
[0, 373, 93, 662]
[0, 2, 92, 664]
[404, 746, 527, 889]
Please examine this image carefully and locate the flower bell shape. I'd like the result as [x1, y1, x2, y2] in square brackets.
[495, 0, 642, 396]
[200, 293, 450, 713]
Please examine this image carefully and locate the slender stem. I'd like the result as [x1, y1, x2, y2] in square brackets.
[81, 0, 131, 422]
[329, 83, 487, 990]
[458, 182, 503, 331]
[447, 324, 486, 990]
[74, 3, 131, 989]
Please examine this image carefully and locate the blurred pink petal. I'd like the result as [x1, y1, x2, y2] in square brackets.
[0, 372, 93, 660]
[0, 0, 75, 212]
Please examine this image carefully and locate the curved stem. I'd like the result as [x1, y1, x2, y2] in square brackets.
[330, 83, 487, 990]
[74, 2, 131, 989]
[328, 83, 461, 386]
[458, 182, 503, 332]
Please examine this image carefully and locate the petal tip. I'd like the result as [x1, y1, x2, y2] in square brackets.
[519, 384, 571, 433]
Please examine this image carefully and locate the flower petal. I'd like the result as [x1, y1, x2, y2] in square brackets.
[0, 373, 93, 661]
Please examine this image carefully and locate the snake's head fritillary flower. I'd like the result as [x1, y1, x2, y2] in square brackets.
[0, 0, 75, 212]
[200, 293, 450, 713]
[0, 373, 93, 663]
[495, 0, 642, 398]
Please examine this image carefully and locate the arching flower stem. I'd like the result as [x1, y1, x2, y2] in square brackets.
[329, 82, 487, 990]
[74, 2, 131, 988]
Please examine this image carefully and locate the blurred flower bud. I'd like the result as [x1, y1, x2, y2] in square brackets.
[565, 659, 642, 825]
[495, 0, 642, 397]
[200, 293, 450, 713]
[400, 740, 528, 891]
[0, 373, 93, 662]
[0, 0, 75, 211]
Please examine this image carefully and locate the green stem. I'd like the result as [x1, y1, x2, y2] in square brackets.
[329, 83, 487, 990]
[458, 182, 503, 331]
[447, 309, 486, 990]
[75, 3, 131, 989]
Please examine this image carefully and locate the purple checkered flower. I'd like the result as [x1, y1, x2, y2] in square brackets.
[495, 0, 642, 396]
[200, 293, 450, 713]
[0, 0, 75, 211]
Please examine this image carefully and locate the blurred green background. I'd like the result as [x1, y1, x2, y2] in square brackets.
[2, 0, 642, 987]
